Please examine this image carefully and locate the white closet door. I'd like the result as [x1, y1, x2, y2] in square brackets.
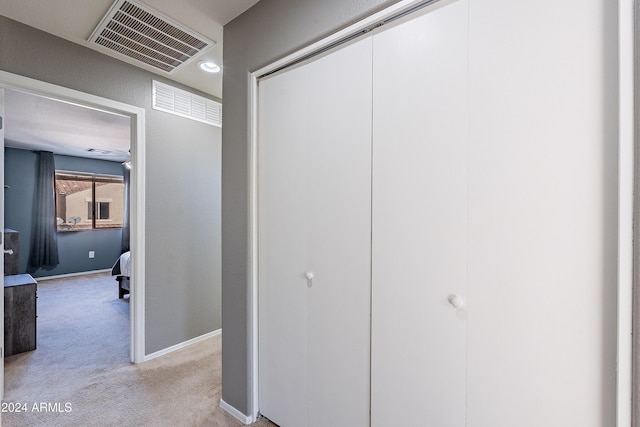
[370, 2, 469, 426]
[304, 38, 373, 427]
[258, 61, 309, 426]
[466, 1, 617, 425]
[258, 36, 372, 427]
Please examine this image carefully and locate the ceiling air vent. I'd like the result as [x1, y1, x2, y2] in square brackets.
[86, 148, 113, 155]
[89, 0, 215, 73]
[152, 81, 222, 127]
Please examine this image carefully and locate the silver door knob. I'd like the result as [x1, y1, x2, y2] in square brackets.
[448, 295, 464, 309]
[3, 249, 13, 255]
[305, 272, 314, 287]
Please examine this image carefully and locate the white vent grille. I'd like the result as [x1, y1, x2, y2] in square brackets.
[89, 0, 215, 73]
[153, 81, 222, 127]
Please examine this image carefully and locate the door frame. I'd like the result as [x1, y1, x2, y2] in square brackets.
[247, 0, 634, 425]
[0, 87, 4, 401]
[0, 70, 147, 365]
[617, 0, 634, 424]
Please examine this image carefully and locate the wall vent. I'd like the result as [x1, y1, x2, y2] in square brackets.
[86, 148, 113, 155]
[152, 81, 222, 127]
[89, 0, 215, 73]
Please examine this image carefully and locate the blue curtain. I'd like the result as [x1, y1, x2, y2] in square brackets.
[29, 151, 59, 269]
[121, 162, 130, 253]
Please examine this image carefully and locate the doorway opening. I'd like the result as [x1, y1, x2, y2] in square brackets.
[0, 71, 146, 400]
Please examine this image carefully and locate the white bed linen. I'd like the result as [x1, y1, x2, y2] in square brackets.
[119, 251, 131, 277]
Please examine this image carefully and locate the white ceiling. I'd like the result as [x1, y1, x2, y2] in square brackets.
[0, 0, 261, 99]
[0, 0, 259, 161]
[5, 89, 132, 162]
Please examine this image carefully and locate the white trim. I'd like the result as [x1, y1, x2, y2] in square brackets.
[0, 71, 144, 118]
[130, 95, 146, 364]
[248, 70, 259, 423]
[220, 399, 253, 425]
[253, 0, 427, 79]
[143, 329, 221, 361]
[248, 0, 430, 420]
[617, 0, 634, 425]
[0, 70, 146, 365]
[35, 269, 112, 281]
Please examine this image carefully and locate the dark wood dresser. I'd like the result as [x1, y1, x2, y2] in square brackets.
[4, 274, 37, 356]
[4, 229, 19, 276]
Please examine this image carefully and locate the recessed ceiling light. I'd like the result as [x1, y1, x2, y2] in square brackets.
[198, 61, 221, 73]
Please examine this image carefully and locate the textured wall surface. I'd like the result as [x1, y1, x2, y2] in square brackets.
[222, 0, 400, 415]
[0, 17, 222, 355]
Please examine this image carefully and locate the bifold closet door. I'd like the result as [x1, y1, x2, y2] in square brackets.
[258, 37, 373, 427]
[371, 2, 469, 426]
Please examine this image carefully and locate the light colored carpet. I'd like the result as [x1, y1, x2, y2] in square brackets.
[3, 272, 274, 427]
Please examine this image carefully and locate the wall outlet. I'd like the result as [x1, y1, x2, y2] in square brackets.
[89, 251, 95, 259]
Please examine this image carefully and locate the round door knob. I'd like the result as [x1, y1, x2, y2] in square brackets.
[448, 295, 464, 309]
[305, 272, 314, 281]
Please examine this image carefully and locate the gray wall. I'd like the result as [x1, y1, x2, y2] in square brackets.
[0, 16, 222, 355]
[222, 0, 399, 415]
[5, 147, 123, 277]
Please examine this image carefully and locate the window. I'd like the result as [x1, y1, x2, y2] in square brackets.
[55, 172, 124, 231]
[88, 202, 111, 220]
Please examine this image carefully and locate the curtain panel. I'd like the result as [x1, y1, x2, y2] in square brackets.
[29, 151, 59, 269]
[121, 162, 130, 253]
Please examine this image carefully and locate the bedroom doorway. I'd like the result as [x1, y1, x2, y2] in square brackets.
[0, 71, 146, 399]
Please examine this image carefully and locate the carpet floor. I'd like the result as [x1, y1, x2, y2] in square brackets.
[2, 272, 274, 427]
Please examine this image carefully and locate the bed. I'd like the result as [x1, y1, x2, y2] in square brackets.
[111, 251, 131, 298]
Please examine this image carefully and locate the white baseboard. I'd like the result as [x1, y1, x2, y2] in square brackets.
[144, 329, 222, 361]
[220, 399, 254, 425]
[35, 268, 112, 281]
